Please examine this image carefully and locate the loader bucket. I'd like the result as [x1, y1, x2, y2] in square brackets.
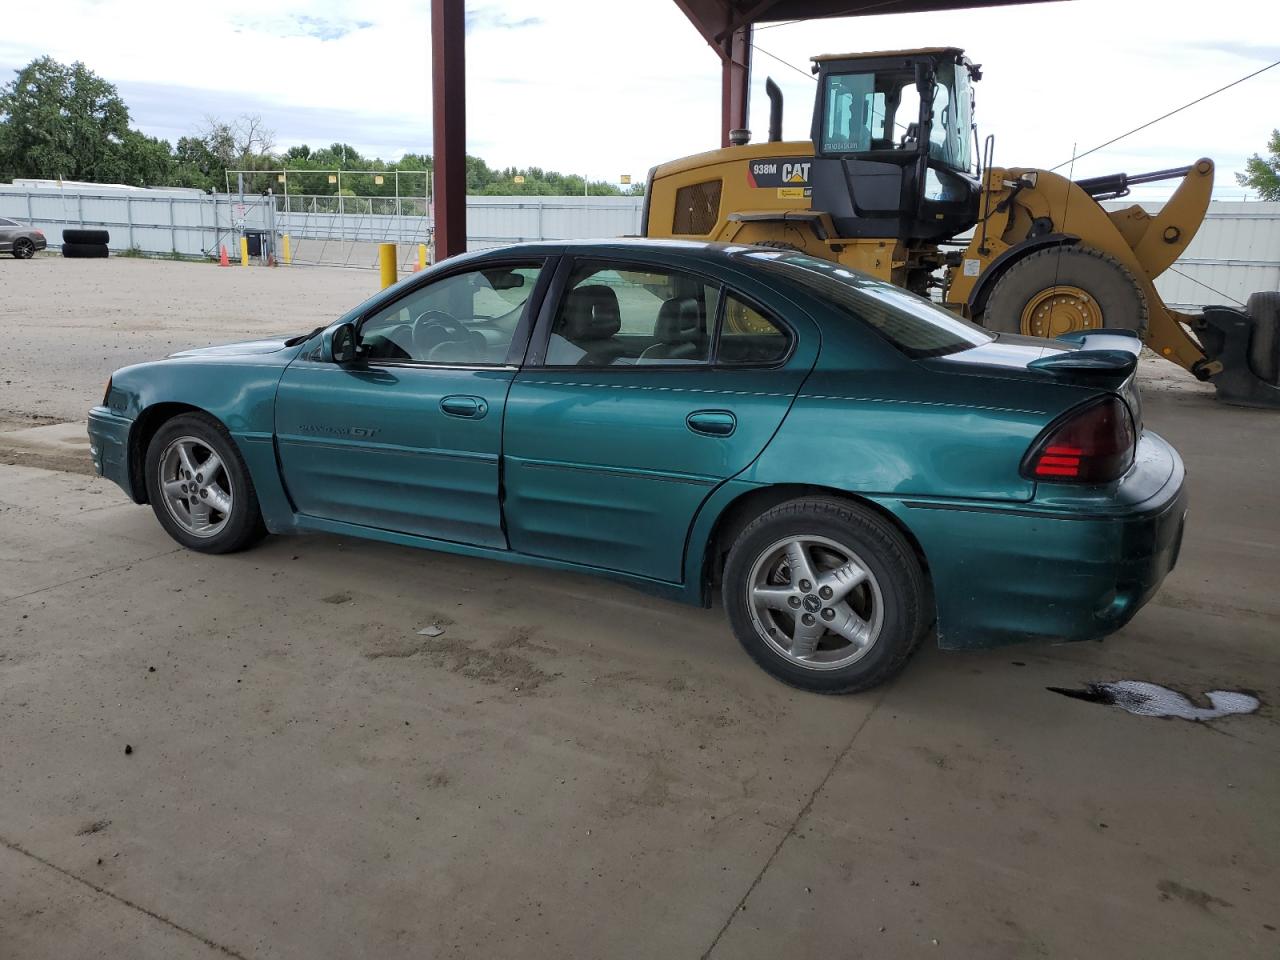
[1193, 300, 1280, 408]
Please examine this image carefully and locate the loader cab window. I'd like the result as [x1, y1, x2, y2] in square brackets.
[819, 60, 972, 173]
[929, 60, 973, 173]
[820, 69, 920, 155]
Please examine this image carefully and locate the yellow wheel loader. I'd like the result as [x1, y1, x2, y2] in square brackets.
[642, 47, 1280, 407]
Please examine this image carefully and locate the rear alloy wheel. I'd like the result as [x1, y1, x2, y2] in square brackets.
[724, 498, 928, 693]
[144, 413, 266, 554]
[983, 246, 1149, 340]
[12, 238, 34, 259]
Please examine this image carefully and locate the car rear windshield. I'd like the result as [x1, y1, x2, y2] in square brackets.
[743, 251, 993, 359]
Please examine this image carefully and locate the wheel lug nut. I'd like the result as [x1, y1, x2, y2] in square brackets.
[801, 613, 816, 626]
[196, 474, 203, 483]
[798, 579, 811, 592]
[788, 595, 802, 608]
[819, 586, 833, 600]
[821, 608, 835, 621]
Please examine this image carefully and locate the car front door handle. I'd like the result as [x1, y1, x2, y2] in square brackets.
[686, 410, 736, 437]
[440, 395, 488, 419]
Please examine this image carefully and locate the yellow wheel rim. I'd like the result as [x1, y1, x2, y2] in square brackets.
[1020, 285, 1104, 337]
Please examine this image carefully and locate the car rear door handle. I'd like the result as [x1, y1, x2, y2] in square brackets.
[686, 410, 736, 437]
[440, 395, 488, 419]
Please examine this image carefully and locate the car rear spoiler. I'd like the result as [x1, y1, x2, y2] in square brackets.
[1028, 328, 1143, 380]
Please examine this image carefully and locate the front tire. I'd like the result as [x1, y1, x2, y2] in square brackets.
[144, 413, 266, 554]
[983, 246, 1149, 339]
[723, 497, 929, 694]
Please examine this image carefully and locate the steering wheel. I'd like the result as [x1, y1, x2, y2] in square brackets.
[413, 309, 466, 337]
[412, 309, 471, 359]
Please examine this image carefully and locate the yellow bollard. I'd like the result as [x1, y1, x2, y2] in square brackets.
[239, 236, 249, 266]
[282, 234, 292, 265]
[417, 243, 427, 271]
[379, 243, 398, 289]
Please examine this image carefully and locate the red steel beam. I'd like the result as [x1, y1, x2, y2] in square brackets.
[431, 0, 466, 261]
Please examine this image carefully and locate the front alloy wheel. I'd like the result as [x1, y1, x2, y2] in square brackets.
[144, 412, 266, 554]
[157, 436, 235, 538]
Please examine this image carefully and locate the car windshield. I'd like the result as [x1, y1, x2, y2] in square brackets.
[743, 250, 993, 358]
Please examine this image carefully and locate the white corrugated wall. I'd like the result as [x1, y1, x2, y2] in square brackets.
[1102, 200, 1280, 309]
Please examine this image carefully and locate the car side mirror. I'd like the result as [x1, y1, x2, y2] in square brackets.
[321, 323, 358, 364]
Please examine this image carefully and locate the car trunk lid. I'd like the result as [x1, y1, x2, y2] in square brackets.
[926, 328, 1144, 427]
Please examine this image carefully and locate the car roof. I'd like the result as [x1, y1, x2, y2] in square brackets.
[464, 237, 768, 266]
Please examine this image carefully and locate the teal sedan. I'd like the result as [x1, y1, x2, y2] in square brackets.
[88, 240, 1186, 693]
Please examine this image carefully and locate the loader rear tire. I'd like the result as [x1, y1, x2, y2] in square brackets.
[982, 246, 1149, 340]
[1246, 291, 1280, 384]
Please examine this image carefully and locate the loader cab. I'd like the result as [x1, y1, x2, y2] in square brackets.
[808, 48, 981, 242]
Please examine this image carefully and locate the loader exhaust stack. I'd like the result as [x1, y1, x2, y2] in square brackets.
[766, 78, 783, 143]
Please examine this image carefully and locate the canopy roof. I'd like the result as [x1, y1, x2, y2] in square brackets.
[675, 0, 1062, 47]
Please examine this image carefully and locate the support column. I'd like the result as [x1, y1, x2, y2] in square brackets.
[432, 0, 467, 260]
[720, 24, 752, 147]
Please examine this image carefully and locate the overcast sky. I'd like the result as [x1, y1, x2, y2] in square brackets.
[3, 0, 1277, 198]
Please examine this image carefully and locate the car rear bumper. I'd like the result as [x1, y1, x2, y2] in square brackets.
[883, 433, 1187, 650]
[88, 406, 136, 499]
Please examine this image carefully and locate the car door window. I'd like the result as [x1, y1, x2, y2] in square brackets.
[717, 293, 792, 365]
[358, 263, 541, 365]
[545, 263, 720, 366]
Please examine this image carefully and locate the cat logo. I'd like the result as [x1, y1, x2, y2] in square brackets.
[781, 162, 811, 184]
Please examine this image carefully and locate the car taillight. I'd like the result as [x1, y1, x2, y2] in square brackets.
[1022, 396, 1136, 484]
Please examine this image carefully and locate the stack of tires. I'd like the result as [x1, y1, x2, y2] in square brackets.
[62, 229, 110, 259]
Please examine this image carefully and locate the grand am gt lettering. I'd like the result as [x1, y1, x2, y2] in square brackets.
[88, 239, 1186, 694]
[297, 424, 381, 439]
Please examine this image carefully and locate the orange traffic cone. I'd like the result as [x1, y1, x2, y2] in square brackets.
[218, 245, 229, 267]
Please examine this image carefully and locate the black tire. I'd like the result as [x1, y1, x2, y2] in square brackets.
[1246, 291, 1280, 384]
[62, 242, 109, 259]
[983, 246, 1149, 339]
[723, 497, 929, 694]
[62, 228, 110, 245]
[144, 412, 267, 554]
[12, 238, 35, 259]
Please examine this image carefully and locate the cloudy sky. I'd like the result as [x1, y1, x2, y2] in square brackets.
[3, 0, 1277, 198]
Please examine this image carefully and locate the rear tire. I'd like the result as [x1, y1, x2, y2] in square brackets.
[1246, 291, 1280, 384]
[144, 412, 267, 554]
[983, 246, 1149, 339]
[723, 497, 929, 694]
[62, 228, 111, 245]
[12, 238, 35, 259]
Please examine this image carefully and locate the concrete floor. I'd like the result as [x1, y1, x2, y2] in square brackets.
[1, 258, 1277, 958]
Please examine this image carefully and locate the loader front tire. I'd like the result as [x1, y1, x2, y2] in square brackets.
[983, 246, 1149, 341]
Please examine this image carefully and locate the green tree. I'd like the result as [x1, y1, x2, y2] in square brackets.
[114, 131, 174, 186]
[0, 57, 131, 182]
[1236, 129, 1280, 200]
